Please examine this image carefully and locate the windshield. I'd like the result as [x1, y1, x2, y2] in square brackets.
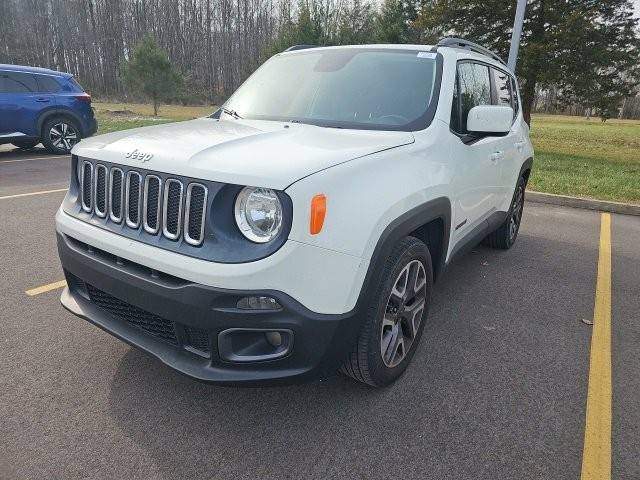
[223, 48, 440, 131]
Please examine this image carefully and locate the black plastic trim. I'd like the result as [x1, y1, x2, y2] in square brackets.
[435, 37, 506, 66]
[57, 232, 358, 385]
[357, 197, 451, 298]
[448, 211, 508, 263]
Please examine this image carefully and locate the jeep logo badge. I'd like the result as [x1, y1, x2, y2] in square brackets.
[125, 149, 153, 162]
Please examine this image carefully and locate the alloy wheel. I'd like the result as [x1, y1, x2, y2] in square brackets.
[509, 183, 524, 241]
[50, 122, 79, 152]
[380, 259, 427, 368]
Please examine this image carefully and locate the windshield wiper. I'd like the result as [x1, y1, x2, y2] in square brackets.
[220, 107, 243, 119]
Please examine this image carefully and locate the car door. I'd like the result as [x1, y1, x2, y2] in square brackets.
[0, 70, 12, 135]
[0, 71, 49, 137]
[448, 61, 504, 246]
[489, 66, 520, 208]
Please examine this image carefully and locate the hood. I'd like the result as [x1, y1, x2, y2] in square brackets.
[73, 118, 414, 190]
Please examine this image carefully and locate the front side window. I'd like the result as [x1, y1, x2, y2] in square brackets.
[0, 71, 37, 93]
[223, 49, 440, 131]
[451, 62, 491, 134]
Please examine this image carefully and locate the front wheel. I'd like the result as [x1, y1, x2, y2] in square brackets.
[483, 175, 526, 249]
[41, 117, 81, 154]
[341, 236, 433, 387]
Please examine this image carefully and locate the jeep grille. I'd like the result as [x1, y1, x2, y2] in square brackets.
[80, 160, 208, 245]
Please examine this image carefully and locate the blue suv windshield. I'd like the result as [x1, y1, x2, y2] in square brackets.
[223, 48, 442, 131]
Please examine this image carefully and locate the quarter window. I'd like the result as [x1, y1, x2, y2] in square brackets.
[0, 72, 37, 93]
[36, 75, 61, 93]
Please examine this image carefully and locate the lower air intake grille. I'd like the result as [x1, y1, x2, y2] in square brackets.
[86, 284, 178, 345]
[184, 326, 211, 353]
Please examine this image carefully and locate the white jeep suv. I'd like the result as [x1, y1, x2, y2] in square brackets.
[56, 38, 534, 386]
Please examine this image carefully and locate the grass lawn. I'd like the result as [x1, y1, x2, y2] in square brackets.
[92, 103, 640, 203]
[94, 102, 215, 135]
[529, 114, 640, 203]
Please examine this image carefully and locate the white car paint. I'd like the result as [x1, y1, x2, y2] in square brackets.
[60, 44, 534, 315]
[73, 117, 414, 190]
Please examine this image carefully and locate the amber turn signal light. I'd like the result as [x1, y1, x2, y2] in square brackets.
[310, 194, 327, 235]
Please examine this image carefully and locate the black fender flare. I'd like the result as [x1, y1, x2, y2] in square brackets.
[519, 156, 534, 183]
[331, 197, 451, 363]
[37, 108, 85, 137]
[353, 197, 451, 311]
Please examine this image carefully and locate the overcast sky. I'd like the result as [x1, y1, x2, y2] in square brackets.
[634, 0, 640, 17]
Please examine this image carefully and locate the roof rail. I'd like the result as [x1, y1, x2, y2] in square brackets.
[284, 45, 317, 52]
[435, 37, 506, 66]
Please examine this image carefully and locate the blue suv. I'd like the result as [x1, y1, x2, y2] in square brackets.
[0, 64, 97, 154]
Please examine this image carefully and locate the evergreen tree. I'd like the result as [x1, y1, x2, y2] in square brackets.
[416, 0, 640, 123]
[122, 35, 183, 116]
[337, 0, 376, 45]
[374, 0, 416, 44]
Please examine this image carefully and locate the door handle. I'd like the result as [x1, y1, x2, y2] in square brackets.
[490, 151, 503, 163]
[35, 97, 50, 102]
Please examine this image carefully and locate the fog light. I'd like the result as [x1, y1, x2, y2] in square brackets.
[265, 331, 282, 347]
[237, 296, 281, 310]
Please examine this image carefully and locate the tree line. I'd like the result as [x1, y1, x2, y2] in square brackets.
[1, 0, 638, 121]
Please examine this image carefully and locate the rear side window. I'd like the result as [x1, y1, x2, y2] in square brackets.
[511, 77, 520, 118]
[36, 75, 62, 93]
[491, 68, 512, 107]
[450, 62, 491, 134]
[63, 77, 84, 92]
[0, 71, 37, 93]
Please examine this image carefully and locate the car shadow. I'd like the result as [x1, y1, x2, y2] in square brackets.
[104, 225, 595, 479]
[0, 145, 50, 160]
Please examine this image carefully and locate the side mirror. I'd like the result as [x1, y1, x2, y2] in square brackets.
[466, 105, 513, 135]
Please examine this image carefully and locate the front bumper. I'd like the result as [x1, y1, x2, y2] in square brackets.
[57, 232, 362, 385]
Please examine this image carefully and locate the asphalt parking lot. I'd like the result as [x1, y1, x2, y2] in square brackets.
[1, 145, 638, 480]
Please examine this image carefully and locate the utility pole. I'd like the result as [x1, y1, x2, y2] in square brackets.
[507, 0, 527, 72]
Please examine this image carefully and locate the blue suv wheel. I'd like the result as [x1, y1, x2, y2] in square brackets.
[42, 116, 81, 154]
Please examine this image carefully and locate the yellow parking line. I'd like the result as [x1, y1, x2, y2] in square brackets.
[581, 213, 612, 480]
[0, 188, 67, 201]
[25, 280, 67, 296]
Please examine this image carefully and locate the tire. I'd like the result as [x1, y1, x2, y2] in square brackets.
[341, 236, 433, 387]
[41, 116, 82, 154]
[11, 140, 39, 150]
[483, 175, 526, 249]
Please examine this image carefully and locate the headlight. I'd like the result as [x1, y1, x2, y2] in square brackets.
[234, 187, 283, 243]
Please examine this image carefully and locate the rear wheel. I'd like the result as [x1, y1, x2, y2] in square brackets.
[483, 175, 526, 249]
[12, 140, 39, 150]
[41, 117, 81, 154]
[341, 236, 433, 387]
